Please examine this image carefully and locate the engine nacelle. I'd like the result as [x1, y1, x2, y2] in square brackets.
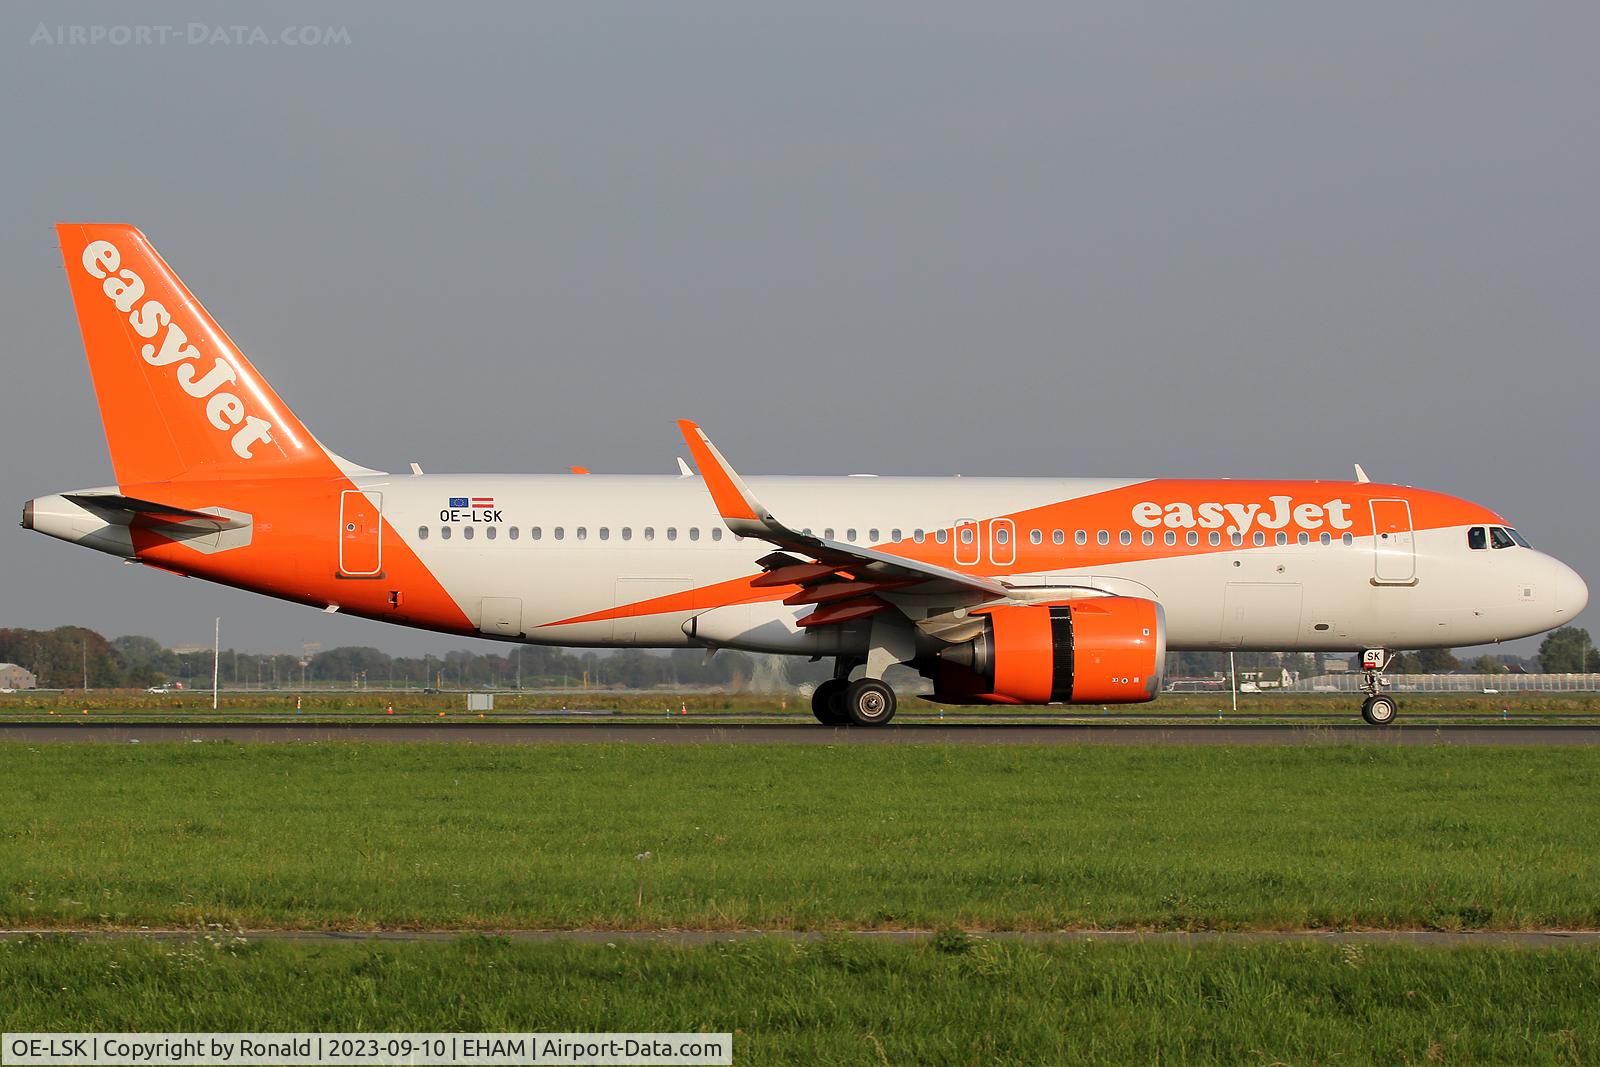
[933, 598, 1166, 705]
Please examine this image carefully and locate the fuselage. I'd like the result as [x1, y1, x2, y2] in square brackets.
[27, 471, 1588, 657]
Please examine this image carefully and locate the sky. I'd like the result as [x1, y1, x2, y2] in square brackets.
[1, 2, 1595, 657]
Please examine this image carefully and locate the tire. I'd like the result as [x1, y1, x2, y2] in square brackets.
[842, 678, 897, 727]
[1361, 694, 1398, 726]
[811, 678, 849, 725]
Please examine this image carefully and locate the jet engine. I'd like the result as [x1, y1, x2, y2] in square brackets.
[933, 598, 1166, 705]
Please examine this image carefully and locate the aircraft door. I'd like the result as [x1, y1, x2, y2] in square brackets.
[1370, 499, 1416, 583]
[954, 519, 981, 566]
[989, 518, 1016, 567]
[338, 490, 382, 576]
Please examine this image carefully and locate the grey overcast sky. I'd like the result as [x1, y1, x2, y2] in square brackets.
[1, 2, 1595, 657]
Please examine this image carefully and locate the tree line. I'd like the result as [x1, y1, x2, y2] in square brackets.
[1, 624, 1593, 692]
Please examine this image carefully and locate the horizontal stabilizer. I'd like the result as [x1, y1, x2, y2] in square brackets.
[62, 492, 249, 530]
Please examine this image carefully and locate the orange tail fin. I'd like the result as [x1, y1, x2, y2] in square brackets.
[56, 223, 331, 485]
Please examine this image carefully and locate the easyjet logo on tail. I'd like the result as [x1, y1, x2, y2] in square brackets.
[80, 240, 275, 460]
[1132, 496, 1355, 536]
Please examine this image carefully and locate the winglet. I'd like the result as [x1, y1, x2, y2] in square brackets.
[676, 420, 766, 528]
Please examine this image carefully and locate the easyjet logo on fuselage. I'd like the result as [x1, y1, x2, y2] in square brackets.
[81, 240, 275, 460]
[1132, 496, 1355, 536]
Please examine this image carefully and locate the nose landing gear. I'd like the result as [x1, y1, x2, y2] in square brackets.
[1359, 648, 1399, 725]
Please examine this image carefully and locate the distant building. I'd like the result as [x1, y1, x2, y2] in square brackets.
[0, 663, 37, 690]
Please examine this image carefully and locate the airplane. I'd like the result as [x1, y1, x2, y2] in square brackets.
[22, 224, 1589, 726]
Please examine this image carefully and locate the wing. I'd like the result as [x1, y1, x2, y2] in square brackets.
[677, 420, 1019, 632]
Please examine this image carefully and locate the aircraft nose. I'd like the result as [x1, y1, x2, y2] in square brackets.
[1551, 556, 1589, 622]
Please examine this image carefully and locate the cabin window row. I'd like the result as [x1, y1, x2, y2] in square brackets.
[417, 525, 734, 542]
[417, 523, 1359, 548]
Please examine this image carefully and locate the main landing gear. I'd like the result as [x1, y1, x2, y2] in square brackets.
[1358, 648, 1399, 726]
[811, 662, 898, 727]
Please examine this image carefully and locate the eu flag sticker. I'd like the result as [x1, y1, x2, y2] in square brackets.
[448, 497, 468, 508]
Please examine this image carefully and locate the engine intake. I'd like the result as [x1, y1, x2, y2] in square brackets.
[934, 598, 1166, 705]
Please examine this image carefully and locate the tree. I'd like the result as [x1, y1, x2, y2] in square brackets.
[1468, 654, 1506, 674]
[1538, 627, 1599, 672]
[1415, 648, 1460, 673]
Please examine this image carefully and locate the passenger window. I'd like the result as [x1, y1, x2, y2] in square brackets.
[1468, 527, 1487, 550]
[960, 528, 974, 545]
[1275, 532, 1287, 546]
[417, 526, 429, 540]
[667, 527, 678, 542]
[1342, 532, 1354, 545]
[712, 528, 723, 541]
[1297, 532, 1309, 546]
[531, 527, 542, 540]
[440, 526, 451, 540]
[1140, 530, 1154, 546]
[575, 527, 586, 541]
[1319, 532, 1330, 545]
[1187, 531, 1199, 546]
[935, 530, 948, 544]
[509, 527, 519, 541]
[997, 527, 1010, 545]
[1097, 531, 1109, 545]
[869, 528, 880, 542]
[689, 527, 700, 541]
[824, 528, 835, 540]
[554, 527, 564, 540]
[915, 530, 927, 543]
[462, 526, 474, 540]
[1052, 530, 1065, 545]
[621, 527, 632, 541]
[1230, 532, 1243, 546]
[1164, 530, 1177, 546]
[1491, 527, 1516, 550]
[598, 527, 609, 541]
[1253, 532, 1265, 546]
[1209, 532, 1222, 546]
[486, 526, 497, 540]
[847, 529, 858, 542]
[644, 527, 654, 541]
[1076, 530, 1088, 545]
[1119, 530, 1132, 546]
[1030, 530, 1042, 545]
[892, 529, 903, 542]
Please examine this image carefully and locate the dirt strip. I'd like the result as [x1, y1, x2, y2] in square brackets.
[3, 722, 1600, 744]
[2, 928, 1597, 947]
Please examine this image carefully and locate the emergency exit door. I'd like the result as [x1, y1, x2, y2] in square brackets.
[1369, 498, 1415, 583]
[339, 490, 383, 576]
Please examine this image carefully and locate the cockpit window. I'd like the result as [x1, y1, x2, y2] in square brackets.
[1490, 526, 1517, 550]
[1507, 528, 1531, 548]
[1468, 527, 1487, 550]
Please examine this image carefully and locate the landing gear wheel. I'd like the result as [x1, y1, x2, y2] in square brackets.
[1361, 694, 1398, 726]
[842, 678, 897, 727]
[811, 679, 849, 725]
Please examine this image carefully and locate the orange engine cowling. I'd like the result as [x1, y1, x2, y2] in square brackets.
[932, 598, 1166, 705]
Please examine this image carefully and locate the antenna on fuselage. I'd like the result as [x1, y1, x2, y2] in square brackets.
[1353, 463, 1371, 483]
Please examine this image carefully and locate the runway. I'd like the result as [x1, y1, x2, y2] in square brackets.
[2, 721, 1598, 744]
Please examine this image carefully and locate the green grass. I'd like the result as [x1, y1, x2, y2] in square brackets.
[1, 935, 1596, 1064]
[3, 744, 1598, 931]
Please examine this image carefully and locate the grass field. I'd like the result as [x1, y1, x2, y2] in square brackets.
[3, 743, 1597, 931]
[2, 935, 1596, 1064]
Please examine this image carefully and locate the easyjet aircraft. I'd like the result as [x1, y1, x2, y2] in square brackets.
[23, 225, 1588, 725]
